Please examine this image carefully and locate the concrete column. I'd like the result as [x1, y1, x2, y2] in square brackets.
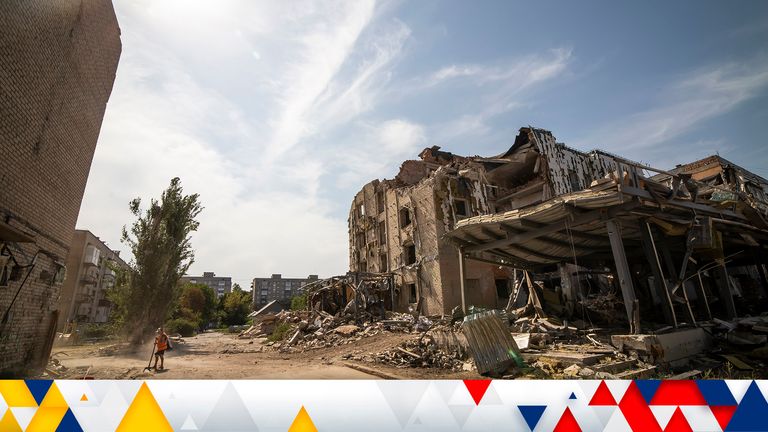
[606, 219, 640, 333]
[458, 247, 467, 315]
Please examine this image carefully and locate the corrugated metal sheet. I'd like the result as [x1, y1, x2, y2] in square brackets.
[462, 310, 524, 375]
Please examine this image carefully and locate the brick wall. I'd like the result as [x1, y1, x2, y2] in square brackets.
[0, 0, 121, 375]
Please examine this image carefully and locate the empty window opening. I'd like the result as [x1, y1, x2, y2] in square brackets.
[376, 191, 385, 214]
[568, 170, 582, 192]
[380, 254, 388, 272]
[407, 283, 417, 303]
[495, 279, 510, 298]
[405, 244, 416, 265]
[399, 207, 412, 228]
[358, 204, 365, 217]
[454, 199, 469, 218]
[378, 221, 386, 244]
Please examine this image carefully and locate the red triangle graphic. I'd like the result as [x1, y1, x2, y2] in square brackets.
[663, 407, 693, 432]
[553, 407, 581, 432]
[619, 381, 662, 432]
[710, 405, 737, 431]
[589, 381, 617, 406]
[463, 380, 492, 405]
[651, 381, 706, 406]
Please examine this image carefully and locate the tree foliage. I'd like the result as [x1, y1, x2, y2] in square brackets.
[219, 283, 251, 326]
[115, 177, 203, 343]
[174, 282, 217, 330]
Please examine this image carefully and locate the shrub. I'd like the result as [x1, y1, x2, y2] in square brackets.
[290, 293, 307, 311]
[165, 318, 197, 337]
[268, 322, 292, 342]
[78, 323, 114, 339]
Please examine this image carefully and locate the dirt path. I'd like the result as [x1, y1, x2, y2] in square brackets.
[49, 331, 478, 380]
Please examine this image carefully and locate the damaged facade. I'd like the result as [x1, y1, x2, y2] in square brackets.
[0, 0, 121, 374]
[348, 146, 517, 316]
[350, 127, 768, 337]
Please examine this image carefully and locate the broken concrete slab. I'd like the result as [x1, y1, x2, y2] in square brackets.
[611, 328, 712, 365]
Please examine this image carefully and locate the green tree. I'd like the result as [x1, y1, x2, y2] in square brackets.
[220, 283, 251, 326]
[174, 282, 217, 329]
[116, 177, 203, 344]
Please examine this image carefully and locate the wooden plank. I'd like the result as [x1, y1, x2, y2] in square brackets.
[521, 351, 607, 366]
[722, 355, 753, 371]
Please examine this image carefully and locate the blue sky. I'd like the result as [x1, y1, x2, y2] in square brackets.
[77, 0, 768, 288]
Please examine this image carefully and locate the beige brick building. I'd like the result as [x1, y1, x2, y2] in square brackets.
[0, 0, 121, 375]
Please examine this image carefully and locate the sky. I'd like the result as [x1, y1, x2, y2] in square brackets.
[77, 0, 768, 289]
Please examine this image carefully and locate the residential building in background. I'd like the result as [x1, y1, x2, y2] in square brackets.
[251, 274, 319, 308]
[0, 0, 121, 375]
[181, 272, 232, 297]
[57, 230, 128, 330]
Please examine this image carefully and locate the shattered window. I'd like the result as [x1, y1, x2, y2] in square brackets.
[376, 191, 385, 213]
[407, 283, 417, 303]
[378, 221, 386, 244]
[399, 208, 411, 227]
[405, 244, 416, 265]
[454, 199, 469, 218]
[495, 279, 510, 298]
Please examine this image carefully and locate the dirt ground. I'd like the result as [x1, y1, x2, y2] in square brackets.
[48, 331, 481, 380]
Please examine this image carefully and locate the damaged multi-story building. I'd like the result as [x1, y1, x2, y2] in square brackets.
[0, 0, 121, 374]
[349, 127, 768, 334]
[56, 230, 128, 331]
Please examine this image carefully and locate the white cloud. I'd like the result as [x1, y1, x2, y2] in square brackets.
[332, 119, 427, 189]
[78, 1, 405, 283]
[571, 58, 768, 154]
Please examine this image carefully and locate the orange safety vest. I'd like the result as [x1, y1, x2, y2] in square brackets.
[155, 333, 168, 351]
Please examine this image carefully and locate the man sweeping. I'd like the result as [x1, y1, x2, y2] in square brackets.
[152, 327, 172, 371]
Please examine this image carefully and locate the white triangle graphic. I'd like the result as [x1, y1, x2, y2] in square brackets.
[725, 380, 752, 404]
[448, 404, 473, 428]
[602, 407, 632, 432]
[650, 405, 677, 429]
[377, 381, 429, 427]
[481, 385, 502, 405]
[181, 414, 198, 430]
[9, 407, 36, 430]
[430, 381, 460, 404]
[592, 406, 616, 428]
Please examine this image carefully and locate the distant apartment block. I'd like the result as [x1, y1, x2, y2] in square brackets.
[251, 274, 319, 308]
[57, 230, 129, 330]
[181, 272, 232, 297]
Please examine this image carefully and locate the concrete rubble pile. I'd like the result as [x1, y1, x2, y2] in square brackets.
[240, 307, 425, 351]
[372, 337, 466, 371]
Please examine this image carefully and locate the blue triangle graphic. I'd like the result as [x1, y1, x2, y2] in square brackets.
[518, 405, 547, 431]
[696, 380, 737, 406]
[635, 380, 661, 404]
[569, 392, 577, 400]
[25, 380, 53, 405]
[56, 408, 84, 432]
[726, 381, 768, 431]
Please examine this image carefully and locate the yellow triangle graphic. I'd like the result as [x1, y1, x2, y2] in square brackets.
[26, 407, 68, 432]
[0, 381, 37, 407]
[116, 382, 172, 432]
[39, 382, 68, 408]
[288, 406, 317, 432]
[0, 409, 23, 432]
[80, 394, 88, 402]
